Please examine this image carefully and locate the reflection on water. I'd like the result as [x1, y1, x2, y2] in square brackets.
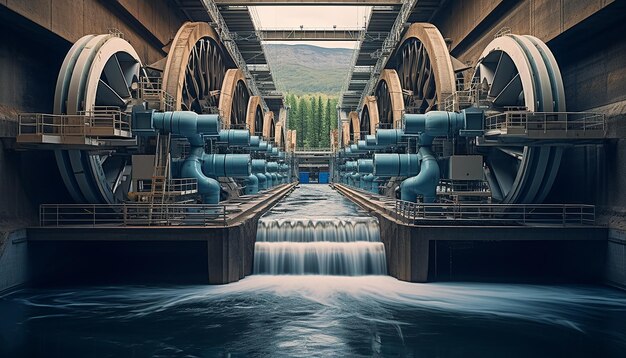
[263, 185, 369, 219]
[1, 276, 626, 357]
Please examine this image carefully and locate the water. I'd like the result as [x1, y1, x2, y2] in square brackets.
[253, 185, 386, 275]
[1, 185, 626, 356]
[2, 277, 626, 357]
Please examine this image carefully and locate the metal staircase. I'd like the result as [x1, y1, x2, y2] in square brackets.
[147, 133, 171, 224]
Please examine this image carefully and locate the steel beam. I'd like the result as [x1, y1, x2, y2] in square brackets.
[215, 0, 402, 5]
[198, 0, 269, 110]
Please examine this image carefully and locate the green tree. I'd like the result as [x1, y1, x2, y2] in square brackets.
[329, 98, 338, 130]
[322, 98, 332, 147]
[287, 94, 298, 130]
[297, 96, 307, 148]
[308, 97, 317, 147]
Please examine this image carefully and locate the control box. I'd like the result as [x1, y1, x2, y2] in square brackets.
[448, 155, 484, 181]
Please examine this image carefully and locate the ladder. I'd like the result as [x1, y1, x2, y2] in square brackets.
[149, 132, 171, 223]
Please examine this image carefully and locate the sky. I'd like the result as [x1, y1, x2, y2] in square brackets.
[251, 6, 371, 49]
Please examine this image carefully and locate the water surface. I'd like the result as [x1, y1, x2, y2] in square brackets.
[1, 276, 626, 357]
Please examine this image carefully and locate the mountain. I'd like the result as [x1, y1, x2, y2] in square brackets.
[263, 44, 354, 95]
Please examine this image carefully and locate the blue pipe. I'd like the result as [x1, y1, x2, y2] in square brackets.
[252, 159, 268, 190]
[350, 172, 361, 188]
[219, 129, 250, 147]
[202, 154, 251, 178]
[404, 109, 484, 137]
[357, 159, 374, 174]
[249, 135, 261, 147]
[244, 174, 259, 195]
[375, 129, 405, 147]
[181, 147, 220, 204]
[400, 135, 440, 203]
[362, 173, 375, 192]
[153, 112, 220, 146]
[373, 153, 420, 177]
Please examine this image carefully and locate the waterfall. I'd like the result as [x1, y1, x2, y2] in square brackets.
[253, 217, 387, 276]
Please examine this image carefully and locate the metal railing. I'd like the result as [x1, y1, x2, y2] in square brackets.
[18, 107, 131, 140]
[485, 111, 606, 135]
[137, 178, 198, 194]
[40, 203, 233, 227]
[442, 90, 477, 112]
[295, 147, 333, 153]
[84, 106, 132, 134]
[138, 77, 175, 112]
[394, 201, 596, 226]
[18, 113, 88, 137]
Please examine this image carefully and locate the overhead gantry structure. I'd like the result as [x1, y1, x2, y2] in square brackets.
[336, 22, 607, 205]
[17, 20, 296, 205]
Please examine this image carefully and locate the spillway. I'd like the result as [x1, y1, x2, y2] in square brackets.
[253, 185, 387, 276]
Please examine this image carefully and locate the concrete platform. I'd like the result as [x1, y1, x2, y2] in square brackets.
[25, 183, 296, 285]
[334, 184, 609, 283]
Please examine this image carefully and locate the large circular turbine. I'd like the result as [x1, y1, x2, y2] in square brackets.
[395, 23, 457, 113]
[219, 69, 251, 128]
[374, 69, 404, 129]
[163, 22, 227, 113]
[54, 34, 141, 203]
[348, 111, 360, 143]
[262, 111, 276, 141]
[163, 22, 252, 129]
[474, 34, 565, 204]
[246, 95, 265, 137]
[360, 95, 379, 135]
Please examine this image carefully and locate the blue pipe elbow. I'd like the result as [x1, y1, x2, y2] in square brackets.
[181, 148, 220, 204]
[350, 172, 361, 187]
[255, 173, 268, 190]
[244, 174, 259, 195]
[400, 146, 440, 203]
[361, 173, 374, 192]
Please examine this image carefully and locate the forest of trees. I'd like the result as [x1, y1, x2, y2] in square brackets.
[285, 94, 338, 149]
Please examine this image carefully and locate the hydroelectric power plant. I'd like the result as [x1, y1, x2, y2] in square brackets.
[0, 0, 625, 356]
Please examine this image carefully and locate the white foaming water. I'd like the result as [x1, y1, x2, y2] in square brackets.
[256, 218, 381, 243]
[253, 185, 387, 276]
[254, 241, 387, 275]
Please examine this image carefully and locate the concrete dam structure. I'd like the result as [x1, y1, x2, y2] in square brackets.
[0, 1, 626, 356]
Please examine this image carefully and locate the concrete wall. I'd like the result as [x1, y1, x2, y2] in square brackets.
[607, 229, 626, 289]
[0, 0, 186, 67]
[0, 230, 28, 293]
